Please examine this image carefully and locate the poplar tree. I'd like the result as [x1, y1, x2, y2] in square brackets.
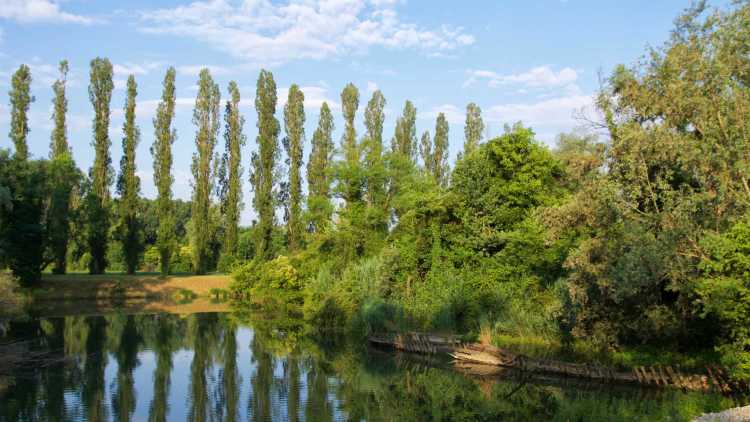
[151, 67, 177, 275]
[433, 112, 450, 186]
[9, 64, 33, 161]
[419, 130, 433, 174]
[86, 57, 114, 274]
[463, 102, 484, 157]
[219, 81, 245, 259]
[391, 100, 417, 162]
[338, 83, 362, 205]
[306, 103, 334, 232]
[190, 69, 221, 274]
[48, 60, 78, 274]
[283, 84, 305, 252]
[117, 75, 143, 274]
[250, 69, 280, 261]
[3, 64, 46, 284]
[363, 90, 387, 212]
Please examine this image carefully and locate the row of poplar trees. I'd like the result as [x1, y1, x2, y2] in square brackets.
[3, 57, 485, 281]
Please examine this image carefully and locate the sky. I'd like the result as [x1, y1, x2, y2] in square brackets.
[0, 0, 732, 224]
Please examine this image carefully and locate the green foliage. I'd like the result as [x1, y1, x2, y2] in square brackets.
[190, 68, 220, 274]
[87, 57, 114, 274]
[695, 217, 750, 380]
[391, 100, 417, 161]
[283, 84, 305, 252]
[9, 64, 33, 161]
[116, 75, 143, 274]
[0, 152, 48, 285]
[231, 255, 301, 300]
[250, 69, 280, 262]
[219, 81, 245, 263]
[463, 102, 483, 158]
[151, 67, 177, 275]
[306, 102, 335, 234]
[47, 61, 79, 275]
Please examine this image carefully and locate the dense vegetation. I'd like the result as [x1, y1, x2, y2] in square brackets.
[1, 2, 749, 381]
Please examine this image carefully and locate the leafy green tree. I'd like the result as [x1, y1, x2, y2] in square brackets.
[48, 60, 80, 274]
[391, 100, 417, 161]
[250, 69, 280, 261]
[306, 103, 335, 233]
[151, 67, 177, 275]
[283, 84, 305, 252]
[86, 57, 114, 274]
[419, 115, 450, 186]
[116, 75, 143, 274]
[219, 81, 245, 261]
[432, 113, 450, 187]
[363, 90, 388, 231]
[463, 102, 484, 157]
[545, 3, 750, 377]
[419, 130, 432, 172]
[9, 64, 33, 161]
[190, 69, 221, 274]
[0, 151, 48, 285]
[338, 83, 362, 205]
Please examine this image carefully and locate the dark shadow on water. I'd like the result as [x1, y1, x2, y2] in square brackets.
[0, 310, 746, 421]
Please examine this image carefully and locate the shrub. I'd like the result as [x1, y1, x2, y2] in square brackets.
[230, 255, 300, 298]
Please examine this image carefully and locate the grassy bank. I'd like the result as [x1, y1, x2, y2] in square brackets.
[32, 273, 231, 301]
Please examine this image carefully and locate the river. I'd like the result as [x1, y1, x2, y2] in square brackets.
[0, 302, 744, 421]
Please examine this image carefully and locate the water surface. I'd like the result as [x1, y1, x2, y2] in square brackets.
[0, 306, 743, 421]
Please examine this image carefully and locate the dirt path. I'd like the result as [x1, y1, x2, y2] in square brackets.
[34, 273, 232, 300]
[694, 405, 750, 421]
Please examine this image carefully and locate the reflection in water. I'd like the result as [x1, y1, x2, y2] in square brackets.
[0, 311, 744, 421]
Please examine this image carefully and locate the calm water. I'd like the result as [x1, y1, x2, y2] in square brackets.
[0, 307, 744, 421]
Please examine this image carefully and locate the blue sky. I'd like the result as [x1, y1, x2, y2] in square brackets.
[0, 0, 730, 224]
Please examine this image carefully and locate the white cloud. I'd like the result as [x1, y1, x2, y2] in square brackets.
[464, 66, 578, 89]
[113, 61, 165, 76]
[278, 85, 340, 111]
[485, 94, 593, 128]
[138, 0, 474, 64]
[176, 64, 234, 77]
[366, 81, 378, 94]
[0, 0, 97, 24]
[418, 104, 464, 125]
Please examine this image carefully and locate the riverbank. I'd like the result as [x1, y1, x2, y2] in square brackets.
[31, 273, 231, 301]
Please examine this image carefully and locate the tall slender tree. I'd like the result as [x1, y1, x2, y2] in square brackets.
[9, 64, 33, 161]
[219, 81, 245, 260]
[2, 65, 46, 285]
[86, 57, 114, 274]
[433, 112, 450, 186]
[151, 67, 177, 275]
[306, 102, 334, 233]
[463, 102, 484, 157]
[391, 100, 417, 162]
[190, 69, 221, 274]
[283, 84, 305, 252]
[341, 83, 360, 166]
[50, 61, 69, 158]
[419, 130, 432, 174]
[363, 90, 387, 212]
[117, 75, 143, 275]
[250, 69, 280, 261]
[339, 83, 361, 205]
[48, 60, 78, 274]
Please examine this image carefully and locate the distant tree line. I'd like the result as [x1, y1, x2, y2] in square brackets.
[2, 1, 750, 383]
[0, 57, 473, 282]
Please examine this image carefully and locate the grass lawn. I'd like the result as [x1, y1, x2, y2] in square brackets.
[33, 273, 232, 301]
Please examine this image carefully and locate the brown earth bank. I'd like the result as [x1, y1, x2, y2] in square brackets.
[26, 296, 232, 318]
[33, 273, 232, 301]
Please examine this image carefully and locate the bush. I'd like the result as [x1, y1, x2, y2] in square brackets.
[230, 255, 300, 298]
